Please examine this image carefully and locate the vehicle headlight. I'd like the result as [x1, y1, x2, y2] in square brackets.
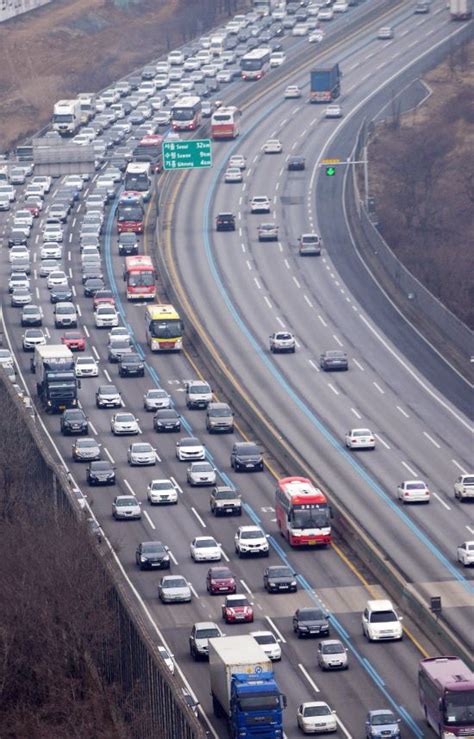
[291, 581, 297, 586]
[140, 556, 148, 562]
[162, 555, 169, 561]
[442, 733, 456, 739]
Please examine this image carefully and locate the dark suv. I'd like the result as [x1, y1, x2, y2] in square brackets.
[118, 232, 139, 256]
[60, 408, 88, 436]
[230, 442, 263, 472]
[216, 212, 236, 231]
[119, 352, 145, 377]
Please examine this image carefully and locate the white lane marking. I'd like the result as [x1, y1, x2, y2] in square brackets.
[396, 406, 409, 419]
[253, 154, 258, 163]
[375, 434, 390, 450]
[304, 295, 313, 308]
[466, 525, 474, 535]
[242, 182, 246, 192]
[104, 447, 115, 463]
[103, 368, 111, 382]
[35, 287, 40, 299]
[240, 579, 252, 595]
[143, 510, 156, 530]
[401, 461, 417, 477]
[328, 383, 339, 396]
[169, 549, 178, 565]
[189, 582, 199, 599]
[68, 233, 73, 243]
[171, 476, 183, 494]
[423, 432, 441, 449]
[264, 296, 272, 309]
[246, 259, 252, 270]
[276, 316, 285, 328]
[68, 250, 72, 261]
[432, 493, 451, 511]
[91, 345, 99, 360]
[155, 451, 161, 463]
[83, 324, 90, 337]
[88, 421, 98, 435]
[373, 381, 384, 394]
[284, 258, 290, 269]
[265, 615, 286, 644]
[247, 168, 252, 177]
[352, 358, 364, 371]
[241, 243, 246, 253]
[71, 285, 76, 296]
[309, 360, 320, 372]
[359, 315, 473, 430]
[76, 304, 82, 317]
[191, 507, 206, 528]
[68, 267, 73, 279]
[351, 408, 362, 419]
[332, 334, 343, 347]
[452, 459, 467, 474]
[293, 276, 301, 288]
[44, 327, 50, 338]
[123, 479, 135, 496]
[72, 217, 76, 228]
[318, 315, 327, 327]
[239, 196, 243, 206]
[254, 277, 262, 289]
[298, 663, 320, 693]
[33, 269, 38, 280]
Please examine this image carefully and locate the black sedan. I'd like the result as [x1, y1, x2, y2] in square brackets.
[153, 408, 181, 432]
[119, 353, 145, 377]
[287, 155, 305, 171]
[136, 541, 170, 570]
[216, 212, 236, 231]
[87, 460, 116, 485]
[83, 277, 105, 297]
[60, 409, 88, 436]
[293, 608, 330, 638]
[50, 285, 74, 304]
[108, 340, 133, 363]
[263, 566, 298, 593]
[230, 442, 263, 472]
[320, 350, 349, 371]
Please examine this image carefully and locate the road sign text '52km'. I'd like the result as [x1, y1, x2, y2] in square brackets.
[162, 139, 212, 170]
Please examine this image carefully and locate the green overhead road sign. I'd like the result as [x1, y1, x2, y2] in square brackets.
[162, 139, 212, 170]
[325, 166, 336, 176]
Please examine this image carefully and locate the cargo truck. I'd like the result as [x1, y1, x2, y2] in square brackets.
[32, 345, 79, 412]
[77, 93, 97, 124]
[52, 99, 82, 136]
[309, 64, 341, 103]
[450, 0, 472, 19]
[209, 635, 286, 738]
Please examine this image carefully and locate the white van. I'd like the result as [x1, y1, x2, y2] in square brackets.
[362, 600, 403, 641]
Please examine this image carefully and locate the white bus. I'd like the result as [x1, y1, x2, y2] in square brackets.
[124, 162, 152, 202]
[240, 48, 272, 81]
[171, 96, 202, 131]
[211, 107, 241, 140]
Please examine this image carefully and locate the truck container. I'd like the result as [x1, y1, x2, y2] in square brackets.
[309, 64, 341, 103]
[210, 34, 228, 56]
[52, 99, 82, 136]
[32, 345, 79, 412]
[450, 0, 472, 19]
[77, 93, 97, 124]
[209, 635, 286, 738]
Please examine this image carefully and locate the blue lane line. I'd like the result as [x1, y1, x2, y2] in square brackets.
[363, 658, 385, 688]
[199, 73, 473, 593]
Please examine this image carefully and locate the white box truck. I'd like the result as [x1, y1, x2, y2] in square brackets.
[52, 99, 82, 136]
[208, 635, 286, 737]
[450, 0, 472, 17]
[77, 93, 97, 124]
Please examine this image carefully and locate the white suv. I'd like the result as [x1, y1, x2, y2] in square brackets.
[185, 380, 212, 409]
[234, 525, 269, 558]
[362, 600, 403, 641]
[250, 196, 271, 214]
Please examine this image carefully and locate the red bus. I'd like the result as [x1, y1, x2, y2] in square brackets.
[117, 194, 144, 234]
[275, 476, 331, 546]
[171, 96, 202, 131]
[123, 255, 156, 301]
[211, 106, 241, 140]
[132, 134, 163, 173]
[419, 657, 474, 737]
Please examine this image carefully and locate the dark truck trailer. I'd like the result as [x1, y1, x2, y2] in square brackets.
[32, 344, 79, 413]
[310, 64, 341, 103]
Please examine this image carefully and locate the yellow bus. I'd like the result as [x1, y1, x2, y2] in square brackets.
[144, 304, 183, 351]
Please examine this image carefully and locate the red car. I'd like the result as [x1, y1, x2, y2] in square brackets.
[24, 203, 40, 218]
[206, 566, 237, 595]
[222, 594, 254, 624]
[61, 330, 86, 351]
[93, 290, 116, 309]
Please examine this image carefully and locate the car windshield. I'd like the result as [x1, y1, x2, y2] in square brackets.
[254, 634, 275, 645]
[190, 384, 209, 394]
[116, 414, 135, 422]
[110, 341, 130, 350]
[133, 444, 152, 452]
[463, 476, 474, 484]
[370, 611, 397, 623]
[100, 386, 117, 394]
[371, 713, 396, 725]
[117, 498, 136, 507]
[304, 705, 331, 717]
[92, 462, 110, 470]
[301, 610, 323, 620]
[181, 438, 200, 447]
[163, 578, 186, 588]
[192, 463, 212, 472]
[196, 539, 217, 548]
[196, 628, 220, 638]
[66, 411, 84, 420]
[407, 482, 425, 490]
[212, 569, 232, 579]
[228, 597, 247, 607]
[353, 430, 371, 437]
[151, 481, 173, 490]
[241, 530, 264, 539]
[77, 439, 97, 448]
[142, 543, 165, 554]
[322, 642, 344, 654]
[269, 568, 292, 578]
[148, 390, 166, 398]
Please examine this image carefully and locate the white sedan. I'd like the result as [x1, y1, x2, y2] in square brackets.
[454, 474, 474, 501]
[345, 428, 375, 450]
[224, 167, 243, 183]
[457, 541, 474, 567]
[74, 355, 99, 377]
[309, 30, 324, 43]
[190, 536, 222, 562]
[325, 104, 343, 119]
[40, 243, 62, 260]
[229, 154, 246, 170]
[297, 702, 337, 734]
[127, 442, 156, 466]
[397, 480, 430, 504]
[111, 412, 140, 435]
[187, 461, 217, 486]
[284, 85, 302, 99]
[147, 479, 178, 505]
[250, 631, 282, 661]
[95, 304, 119, 328]
[47, 270, 69, 289]
[176, 437, 206, 462]
[262, 139, 282, 154]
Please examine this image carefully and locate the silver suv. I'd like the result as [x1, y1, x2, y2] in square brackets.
[206, 402, 234, 433]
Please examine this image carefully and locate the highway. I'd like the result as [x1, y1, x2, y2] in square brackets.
[0, 0, 472, 737]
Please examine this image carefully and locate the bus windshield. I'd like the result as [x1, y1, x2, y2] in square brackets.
[290, 506, 329, 528]
[241, 60, 263, 71]
[150, 319, 183, 339]
[172, 107, 195, 121]
[128, 271, 154, 287]
[124, 174, 148, 192]
[444, 691, 474, 725]
[118, 205, 143, 221]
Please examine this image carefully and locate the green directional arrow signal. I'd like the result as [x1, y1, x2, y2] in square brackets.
[325, 166, 336, 177]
